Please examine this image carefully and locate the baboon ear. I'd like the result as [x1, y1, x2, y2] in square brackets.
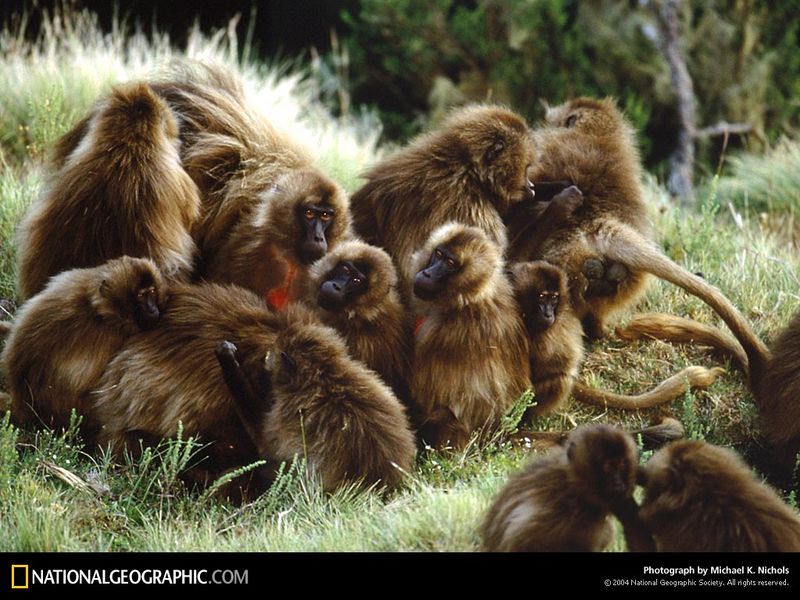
[280, 351, 297, 374]
[565, 114, 578, 128]
[485, 139, 506, 163]
[566, 439, 577, 462]
[99, 279, 111, 298]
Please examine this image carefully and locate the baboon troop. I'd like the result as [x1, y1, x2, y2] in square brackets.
[4, 63, 798, 552]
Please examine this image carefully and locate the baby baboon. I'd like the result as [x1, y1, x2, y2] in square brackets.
[303, 239, 411, 396]
[205, 169, 352, 309]
[3, 257, 166, 439]
[410, 223, 530, 448]
[93, 282, 281, 489]
[17, 82, 200, 300]
[510, 261, 723, 416]
[481, 424, 641, 552]
[638, 440, 800, 551]
[217, 305, 416, 492]
[508, 97, 769, 378]
[351, 104, 536, 279]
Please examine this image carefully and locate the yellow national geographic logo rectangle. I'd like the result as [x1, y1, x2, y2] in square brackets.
[11, 564, 29, 589]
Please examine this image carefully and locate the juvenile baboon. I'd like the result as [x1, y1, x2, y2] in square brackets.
[508, 98, 769, 374]
[93, 282, 281, 489]
[216, 305, 416, 492]
[17, 82, 200, 300]
[205, 169, 352, 309]
[351, 104, 536, 279]
[638, 440, 800, 551]
[510, 261, 723, 416]
[3, 257, 166, 439]
[410, 223, 530, 448]
[481, 424, 643, 552]
[303, 239, 411, 396]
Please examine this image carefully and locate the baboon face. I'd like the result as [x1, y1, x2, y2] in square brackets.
[412, 224, 499, 304]
[413, 245, 460, 301]
[96, 256, 166, 330]
[265, 170, 351, 265]
[544, 97, 621, 136]
[309, 240, 398, 316]
[318, 260, 369, 310]
[447, 106, 536, 212]
[566, 425, 637, 502]
[511, 262, 568, 332]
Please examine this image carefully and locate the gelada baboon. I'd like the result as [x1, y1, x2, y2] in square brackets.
[617, 310, 800, 474]
[152, 65, 352, 305]
[303, 239, 411, 397]
[638, 440, 800, 551]
[93, 282, 281, 489]
[481, 424, 648, 552]
[410, 223, 530, 448]
[351, 104, 536, 279]
[17, 82, 200, 300]
[3, 257, 166, 439]
[508, 98, 769, 376]
[50, 65, 353, 307]
[217, 305, 416, 493]
[510, 261, 723, 416]
[205, 169, 352, 309]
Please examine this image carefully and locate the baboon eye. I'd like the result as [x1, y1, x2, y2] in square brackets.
[434, 249, 443, 260]
[565, 114, 578, 128]
[304, 209, 315, 220]
[352, 277, 363, 285]
[446, 257, 457, 268]
[320, 211, 332, 222]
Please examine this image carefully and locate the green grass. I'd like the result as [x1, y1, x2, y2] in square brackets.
[0, 7, 798, 552]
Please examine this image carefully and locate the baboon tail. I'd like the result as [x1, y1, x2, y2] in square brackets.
[572, 366, 725, 410]
[596, 222, 769, 387]
[616, 313, 748, 373]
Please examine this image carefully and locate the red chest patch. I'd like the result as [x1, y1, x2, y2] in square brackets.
[414, 316, 427, 337]
[265, 261, 299, 311]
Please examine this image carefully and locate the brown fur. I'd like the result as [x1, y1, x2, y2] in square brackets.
[256, 305, 416, 492]
[639, 440, 800, 551]
[410, 223, 530, 448]
[511, 261, 723, 414]
[481, 424, 640, 552]
[507, 97, 769, 383]
[351, 104, 535, 280]
[17, 82, 200, 300]
[3, 257, 166, 439]
[93, 283, 281, 488]
[204, 169, 352, 305]
[304, 239, 411, 397]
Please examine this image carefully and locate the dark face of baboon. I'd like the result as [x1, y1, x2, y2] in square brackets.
[511, 262, 567, 333]
[317, 260, 368, 310]
[263, 169, 351, 265]
[94, 256, 167, 333]
[411, 223, 501, 307]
